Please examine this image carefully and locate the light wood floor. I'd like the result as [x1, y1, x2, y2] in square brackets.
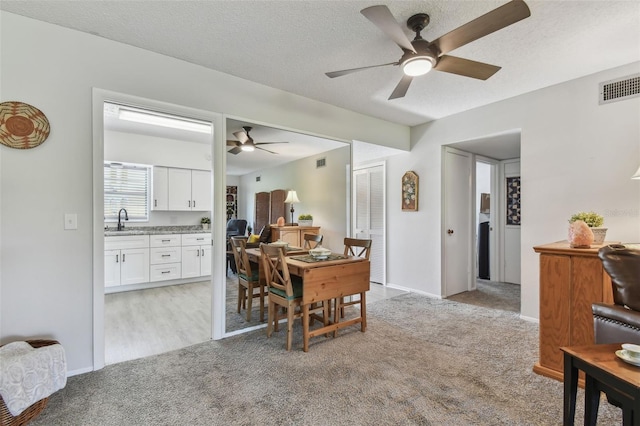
[104, 279, 408, 365]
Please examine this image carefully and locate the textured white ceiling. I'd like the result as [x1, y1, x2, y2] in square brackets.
[3, 0, 639, 128]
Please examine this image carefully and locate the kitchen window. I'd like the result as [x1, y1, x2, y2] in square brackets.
[104, 162, 151, 221]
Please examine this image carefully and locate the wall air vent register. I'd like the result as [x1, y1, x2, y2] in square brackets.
[599, 74, 640, 105]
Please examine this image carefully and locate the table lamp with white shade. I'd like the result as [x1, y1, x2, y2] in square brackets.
[284, 190, 300, 224]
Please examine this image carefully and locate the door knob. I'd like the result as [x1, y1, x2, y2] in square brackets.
[447, 229, 454, 235]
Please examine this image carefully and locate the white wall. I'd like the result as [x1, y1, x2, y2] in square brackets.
[385, 61, 640, 319]
[239, 146, 350, 252]
[0, 12, 408, 373]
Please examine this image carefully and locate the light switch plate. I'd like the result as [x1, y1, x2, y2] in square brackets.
[64, 213, 78, 230]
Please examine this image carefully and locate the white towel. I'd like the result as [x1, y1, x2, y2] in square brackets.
[0, 341, 67, 416]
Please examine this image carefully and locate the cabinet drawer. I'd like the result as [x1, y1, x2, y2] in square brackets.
[150, 247, 182, 264]
[150, 234, 181, 247]
[105, 235, 150, 250]
[150, 263, 182, 282]
[181, 233, 211, 246]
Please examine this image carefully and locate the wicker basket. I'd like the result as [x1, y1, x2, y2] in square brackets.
[1, 340, 59, 426]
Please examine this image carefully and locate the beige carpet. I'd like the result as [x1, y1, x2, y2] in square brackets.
[32, 293, 621, 425]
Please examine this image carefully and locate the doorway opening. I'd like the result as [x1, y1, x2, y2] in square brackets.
[92, 90, 224, 370]
[443, 131, 522, 313]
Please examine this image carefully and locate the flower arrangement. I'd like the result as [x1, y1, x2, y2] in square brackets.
[201, 217, 211, 224]
[568, 211, 604, 228]
[298, 214, 313, 221]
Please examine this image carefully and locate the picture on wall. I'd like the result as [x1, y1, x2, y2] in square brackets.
[402, 171, 418, 211]
[506, 177, 521, 225]
[226, 186, 237, 220]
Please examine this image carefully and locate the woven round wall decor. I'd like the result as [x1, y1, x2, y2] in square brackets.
[0, 101, 51, 149]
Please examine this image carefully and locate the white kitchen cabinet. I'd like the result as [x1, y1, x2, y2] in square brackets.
[104, 247, 150, 287]
[151, 166, 168, 211]
[201, 245, 212, 276]
[150, 262, 182, 282]
[149, 234, 182, 282]
[191, 169, 212, 211]
[166, 168, 211, 211]
[105, 235, 150, 288]
[181, 233, 211, 278]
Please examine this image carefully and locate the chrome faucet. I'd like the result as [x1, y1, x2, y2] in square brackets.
[117, 208, 129, 231]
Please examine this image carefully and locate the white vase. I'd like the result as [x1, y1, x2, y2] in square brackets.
[591, 227, 607, 245]
[299, 220, 313, 226]
[202, 223, 210, 230]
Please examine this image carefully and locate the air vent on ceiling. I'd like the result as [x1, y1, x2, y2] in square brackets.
[256, 176, 261, 182]
[316, 157, 326, 168]
[599, 74, 640, 105]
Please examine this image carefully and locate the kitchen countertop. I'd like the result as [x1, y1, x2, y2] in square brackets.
[104, 226, 210, 236]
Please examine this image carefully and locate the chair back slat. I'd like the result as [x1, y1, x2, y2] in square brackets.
[260, 244, 294, 297]
[343, 237, 372, 260]
[230, 236, 253, 278]
[303, 233, 323, 249]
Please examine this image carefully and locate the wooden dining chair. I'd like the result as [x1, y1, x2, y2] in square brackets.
[336, 238, 372, 331]
[260, 243, 328, 351]
[230, 236, 265, 322]
[302, 233, 323, 250]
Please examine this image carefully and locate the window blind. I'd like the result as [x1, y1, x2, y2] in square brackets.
[104, 162, 150, 221]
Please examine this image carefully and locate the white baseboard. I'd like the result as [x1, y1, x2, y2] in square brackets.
[384, 283, 442, 299]
[67, 366, 93, 377]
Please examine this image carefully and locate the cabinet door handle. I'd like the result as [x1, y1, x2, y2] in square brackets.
[197, 250, 200, 257]
[161, 254, 171, 257]
[154, 199, 157, 207]
[122, 254, 126, 262]
[193, 200, 196, 208]
[162, 239, 171, 242]
[188, 200, 191, 207]
[116, 254, 119, 263]
[197, 238, 204, 241]
[201, 249, 204, 256]
[161, 271, 170, 274]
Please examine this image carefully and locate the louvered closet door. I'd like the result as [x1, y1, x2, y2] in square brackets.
[353, 165, 385, 284]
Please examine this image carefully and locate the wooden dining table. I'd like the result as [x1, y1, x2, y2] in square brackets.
[245, 246, 371, 351]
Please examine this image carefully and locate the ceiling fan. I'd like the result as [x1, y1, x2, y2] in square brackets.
[325, 1, 531, 100]
[226, 126, 288, 155]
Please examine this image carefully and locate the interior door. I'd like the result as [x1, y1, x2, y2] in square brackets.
[443, 147, 473, 297]
[353, 164, 385, 284]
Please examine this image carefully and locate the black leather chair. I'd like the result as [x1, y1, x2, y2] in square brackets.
[227, 223, 271, 274]
[226, 220, 247, 275]
[592, 244, 640, 345]
[226, 219, 247, 239]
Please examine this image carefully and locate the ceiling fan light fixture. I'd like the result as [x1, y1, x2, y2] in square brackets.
[402, 56, 435, 77]
[241, 143, 255, 152]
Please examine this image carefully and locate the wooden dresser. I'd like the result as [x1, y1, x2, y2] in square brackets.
[533, 241, 615, 382]
[270, 226, 320, 247]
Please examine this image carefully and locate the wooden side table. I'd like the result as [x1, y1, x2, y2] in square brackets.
[561, 344, 640, 425]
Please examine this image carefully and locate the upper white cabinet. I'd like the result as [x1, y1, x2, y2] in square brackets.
[191, 169, 212, 211]
[161, 167, 211, 211]
[152, 166, 169, 211]
[168, 168, 192, 211]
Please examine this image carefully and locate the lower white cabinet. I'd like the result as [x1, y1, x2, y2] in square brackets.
[105, 232, 210, 289]
[150, 263, 182, 282]
[104, 247, 150, 287]
[181, 233, 212, 278]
